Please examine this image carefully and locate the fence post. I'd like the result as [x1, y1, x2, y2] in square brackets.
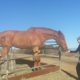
[6, 46, 10, 80]
[59, 46, 61, 71]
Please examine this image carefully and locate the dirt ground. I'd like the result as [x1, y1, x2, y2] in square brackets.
[15, 52, 79, 80]
[61, 53, 78, 77]
[0, 52, 79, 80]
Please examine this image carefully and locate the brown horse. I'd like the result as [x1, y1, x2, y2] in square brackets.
[0, 27, 67, 67]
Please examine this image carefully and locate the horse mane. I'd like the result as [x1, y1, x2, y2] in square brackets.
[32, 27, 64, 37]
[29, 27, 57, 32]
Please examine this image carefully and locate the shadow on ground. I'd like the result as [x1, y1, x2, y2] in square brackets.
[16, 59, 34, 67]
[62, 69, 78, 80]
[16, 59, 46, 68]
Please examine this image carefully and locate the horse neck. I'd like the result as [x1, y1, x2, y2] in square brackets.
[39, 29, 58, 41]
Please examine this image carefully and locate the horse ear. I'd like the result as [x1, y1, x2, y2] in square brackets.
[58, 30, 62, 35]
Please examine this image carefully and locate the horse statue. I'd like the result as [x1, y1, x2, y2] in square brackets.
[0, 27, 67, 67]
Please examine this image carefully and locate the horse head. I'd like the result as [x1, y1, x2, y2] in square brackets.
[56, 30, 68, 51]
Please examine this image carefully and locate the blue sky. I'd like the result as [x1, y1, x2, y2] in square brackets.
[0, 0, 80, 49]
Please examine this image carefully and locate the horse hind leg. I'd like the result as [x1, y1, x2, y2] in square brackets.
[1, 47, 10, 57]
[0, 47, 10, 76]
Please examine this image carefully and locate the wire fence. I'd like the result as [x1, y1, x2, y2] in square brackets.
[0, 43, 61, 80]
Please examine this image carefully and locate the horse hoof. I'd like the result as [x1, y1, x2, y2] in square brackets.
[38, 67, 41, 70]
[32, 68, 37, 71]
[32, 68, 40, 71]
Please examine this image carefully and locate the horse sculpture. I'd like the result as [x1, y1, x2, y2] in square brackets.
[0, 27, 67, 67]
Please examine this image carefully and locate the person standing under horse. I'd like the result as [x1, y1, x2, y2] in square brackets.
[67, 37, 80, 80]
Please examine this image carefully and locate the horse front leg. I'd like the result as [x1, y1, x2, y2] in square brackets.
[33, 47, 41, 70]
[37, 50, 41, 66]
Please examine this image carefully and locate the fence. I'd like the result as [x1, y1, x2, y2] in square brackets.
[0, 42, 61, 80]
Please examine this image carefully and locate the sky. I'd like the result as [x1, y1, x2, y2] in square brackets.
[0, 0, 80, 49]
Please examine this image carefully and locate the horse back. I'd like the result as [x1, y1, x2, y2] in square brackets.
[0, 29, 42, 48]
